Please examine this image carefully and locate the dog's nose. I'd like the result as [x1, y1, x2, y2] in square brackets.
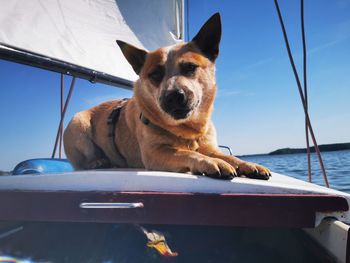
[164, 89, 187, 109]
[161, 88, 193, 119]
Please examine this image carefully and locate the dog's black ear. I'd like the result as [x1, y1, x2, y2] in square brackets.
[191, 13, 221, 61]
[116, 40, 147, 75]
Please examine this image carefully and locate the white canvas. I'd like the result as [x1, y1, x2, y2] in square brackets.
[0, 0, 184, 82]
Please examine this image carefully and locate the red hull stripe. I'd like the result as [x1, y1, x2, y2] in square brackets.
[0, 191, 347, 227]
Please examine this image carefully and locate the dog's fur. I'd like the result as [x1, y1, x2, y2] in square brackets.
[64, 13, 271, 180]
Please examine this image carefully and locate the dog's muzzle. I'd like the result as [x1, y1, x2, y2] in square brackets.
[160, 89, 193, 120]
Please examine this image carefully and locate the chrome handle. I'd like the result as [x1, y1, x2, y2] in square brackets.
[79, 202, 144, 209]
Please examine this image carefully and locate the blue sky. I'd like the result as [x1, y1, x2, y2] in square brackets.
[1, 0, 350, 170]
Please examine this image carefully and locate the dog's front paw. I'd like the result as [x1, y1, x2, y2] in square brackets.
[237, 162, 271, 180]
[193, 158, 237, 180]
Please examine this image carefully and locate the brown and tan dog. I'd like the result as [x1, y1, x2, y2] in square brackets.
[64, 13, 271, 180]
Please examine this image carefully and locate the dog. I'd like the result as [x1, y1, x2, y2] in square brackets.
[64, 13, 271, 180]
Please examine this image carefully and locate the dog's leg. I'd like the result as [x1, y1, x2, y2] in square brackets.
[64, 134, 110, 170]
[64, 112, 110, 170]
[198, 146, 271, 180]
[141, 146, 237, 180]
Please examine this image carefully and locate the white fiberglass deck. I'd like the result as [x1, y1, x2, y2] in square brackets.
[0, 170, 347, 197]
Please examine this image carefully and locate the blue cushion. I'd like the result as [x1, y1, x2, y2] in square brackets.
[12, 158, 74, 175]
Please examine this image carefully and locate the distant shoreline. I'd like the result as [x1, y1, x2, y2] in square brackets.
[237, 143, 350, 158]
[0, 171, 11, 176]
[268, 143, 350, 156]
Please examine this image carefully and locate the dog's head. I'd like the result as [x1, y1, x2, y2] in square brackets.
[117, 13, 221, 133]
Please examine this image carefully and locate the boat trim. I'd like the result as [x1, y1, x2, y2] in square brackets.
[0, 191, 347, 227]
[79, 202, 144, 209]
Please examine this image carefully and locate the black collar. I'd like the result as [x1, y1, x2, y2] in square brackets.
[139, 112, 164, 132]
[139, 112, 150, 125]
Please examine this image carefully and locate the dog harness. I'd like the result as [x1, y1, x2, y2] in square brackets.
[106, 100, 166, 167]
[107, 100, 127, 137]
[106, 98, 129, 166]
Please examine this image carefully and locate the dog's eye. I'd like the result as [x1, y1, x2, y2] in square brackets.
[148, 66, 165, 84]
[180, 62, 198, 76]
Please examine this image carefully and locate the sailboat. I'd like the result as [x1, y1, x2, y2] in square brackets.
[0, 0, 349, 262]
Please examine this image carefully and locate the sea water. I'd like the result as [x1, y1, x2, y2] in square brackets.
[241, 149, 350, 193]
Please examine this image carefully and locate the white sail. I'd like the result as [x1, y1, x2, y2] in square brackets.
[0, 0, 184, 83]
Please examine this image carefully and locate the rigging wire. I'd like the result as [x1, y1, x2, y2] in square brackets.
[186, 0, 190, 41]
[301, 0, 312, 182]
[51, 76, 76, 159]
[59, 74, 64, 159]
[273, 0, 329, 187]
